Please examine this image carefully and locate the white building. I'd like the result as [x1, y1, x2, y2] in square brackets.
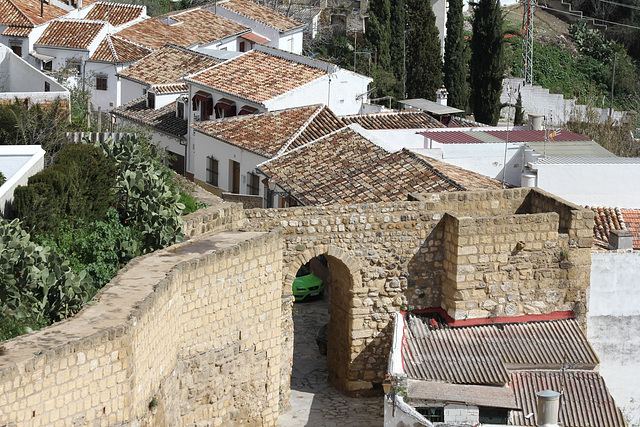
[211, 0, 306, 55]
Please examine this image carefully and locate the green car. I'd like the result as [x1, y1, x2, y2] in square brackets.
[292, 265, 324, 301]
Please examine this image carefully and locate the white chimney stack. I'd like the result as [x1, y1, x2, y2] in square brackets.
[536, 389, 561, 427]
[436, 86, 448, 106]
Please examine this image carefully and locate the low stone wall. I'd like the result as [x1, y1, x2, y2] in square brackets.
[182, 202, 245, 239]
[0, 228, 283, 426]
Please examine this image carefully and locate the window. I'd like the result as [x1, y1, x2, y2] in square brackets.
[147, 92, 155, 109]
[479, 408, 508, 424]
[177, 102, 185, 119]
[43, 61, 52, 71]
[247, 172, 260, 195]
[96, 76, 107, 91]
[10, 44, 22, 57]
[239, 41, 247, 52]
[416, 407, 444, 423]
[44, 81, 50, 92]
[206, 156, 218, 186]
[68, 60, 82, 73]
[230, 160, 240, 193]
[215, 98, 236, 119]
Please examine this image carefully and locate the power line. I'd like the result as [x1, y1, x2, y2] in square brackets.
[596, 0, 640, 12]
[537, 4, 640, 30]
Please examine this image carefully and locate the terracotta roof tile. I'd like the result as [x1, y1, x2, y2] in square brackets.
[0, 0, 67, 27]
[187, 50, 326, 103]
[114, 17, 201, 50]
[36, 19, 105, 49]
[510, 371, 626, 427]
[193, 105, 343, 158]
[2, 25, 31, 36]
[117, 44, 220, 86]
[340, 111, 445, 129]
[111, 96, 187, 138]
[153, 83, 187, 94]
[84, 2, 144, 26]
[589, 206, 640, 249]
[217, 0, 304, 32]
[90, 34, 151, 62]
[258, 126, 469, 205]
[157, 8, 249, 43]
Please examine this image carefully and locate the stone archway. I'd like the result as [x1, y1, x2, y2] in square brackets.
[283, 245, 363, 395]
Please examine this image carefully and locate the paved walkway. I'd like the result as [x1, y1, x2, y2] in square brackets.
[278, 295, 384, 427]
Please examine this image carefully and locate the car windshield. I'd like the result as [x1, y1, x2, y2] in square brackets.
[296, 265, 310, 277]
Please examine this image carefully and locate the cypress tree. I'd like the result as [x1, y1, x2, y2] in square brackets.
[367, 0, 392, 70]
[469, 0, 505, 125]
[443, 0, 468, 111]
[389, 0, 406, 95]
[514, 91, 525, 125]
[405, 0, 442, 100]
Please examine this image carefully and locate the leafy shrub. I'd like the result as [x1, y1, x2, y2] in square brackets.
[0, 171, 5, 186]
[36, 209, 142, 288]
[94, 136, 184, 252]
[13, 144, 117, 235]
[0, 218, 93, 327]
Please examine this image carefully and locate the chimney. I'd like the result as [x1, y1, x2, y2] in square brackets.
[609, 229, 633, 250]
[436, 86, 448, 106]
[536, 390, 561, 427]
[528, 113, 544, 130]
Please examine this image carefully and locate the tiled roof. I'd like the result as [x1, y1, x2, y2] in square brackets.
[258, 126, 469, 205]
[402, 313, 598, 385]
[419, 129, 592, 144]
[156, 8, 249, 44]
[217, 0, 304, 32]
[114, 18, 201, 50]
[111, 96, 187, 138]
[186, 50, 326, 103]
[35, 19, 104, 49]
[0, 0, 67, 28]
[2, 25, 31, 36]
[340, 111, 445, 129]
[589, 206, 640, 249]
[117, 44, 220, 86]
[510, 371, 626, 427]
[193, 104, 344, 158]
[84, 2, 144, 26]
[153, 83, 187, 94]
[90, 34, 151, 63]
[240, 31, 269, 44]
[412, 152, 504, 190]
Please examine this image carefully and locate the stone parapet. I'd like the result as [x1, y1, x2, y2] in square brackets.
[182, 202, 245, 239]
[0, 229, 283, 426]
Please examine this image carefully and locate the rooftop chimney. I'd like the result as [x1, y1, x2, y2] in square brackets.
[528, 113, 544, 130]
[536, 390, 561, 427]
[609, 229, 633, 250]
[436, 86, 448, 106]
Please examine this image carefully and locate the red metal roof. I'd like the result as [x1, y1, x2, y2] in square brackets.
[484, 129, 592, 142]
[418, 130, 485, 144]
[510, 371, 627, 427]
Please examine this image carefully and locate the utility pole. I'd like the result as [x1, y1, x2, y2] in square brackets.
[520, 0, 537, 85]
[609, 52, 617, 117]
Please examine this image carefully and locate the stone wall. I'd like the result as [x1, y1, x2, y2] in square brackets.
[182, 202, 245, 239]
[243, 188, 593, 396]
[0, 219, 282, 425]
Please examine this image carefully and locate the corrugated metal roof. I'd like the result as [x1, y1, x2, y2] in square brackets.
[418, 130, 485, 144]
[525, 141, 616, 158]
[407, 379, 519, 409]
[400, 99, 465, 115]
[510, 371, 627, 427]
[402, 313, 598, 386]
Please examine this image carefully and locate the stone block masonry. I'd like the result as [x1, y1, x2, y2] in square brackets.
[0, 216, 283, 425]
[243, 188, 593, 396]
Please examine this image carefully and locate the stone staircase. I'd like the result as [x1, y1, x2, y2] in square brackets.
[538, 0, 607, 32]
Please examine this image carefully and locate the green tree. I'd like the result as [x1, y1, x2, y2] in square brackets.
[470, 0, 505, 125]
[514, 91, 525, 125]
[367, 0, 392, 71]
[443, 0, 468, 111]
[389, 0, 406, 96]
[405, 0, 442, 100]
